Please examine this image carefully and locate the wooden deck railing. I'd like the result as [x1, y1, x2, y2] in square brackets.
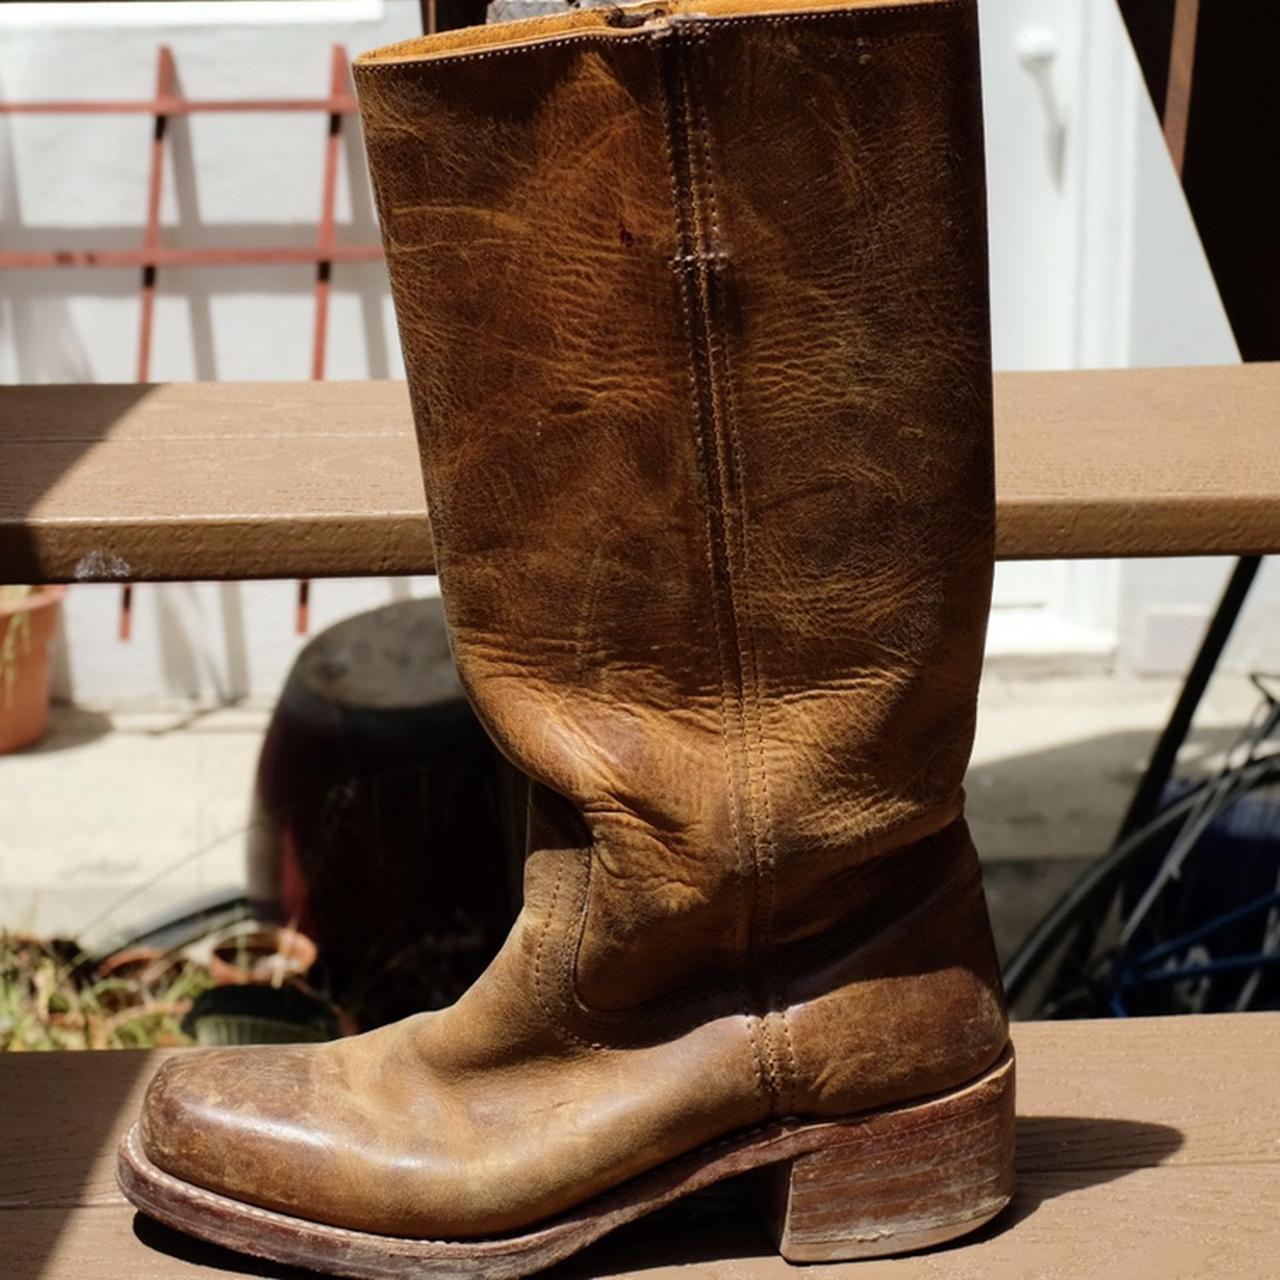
[4, 363, 1279, 585]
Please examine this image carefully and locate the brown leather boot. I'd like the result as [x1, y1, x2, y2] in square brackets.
[118, 2, 1013, 1274]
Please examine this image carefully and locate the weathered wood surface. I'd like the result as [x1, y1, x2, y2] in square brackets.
[3, 1014, 1278, 1278]
[3, 364, 1278, 585]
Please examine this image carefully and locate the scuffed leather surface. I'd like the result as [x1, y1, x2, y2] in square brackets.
[138, 0, 1008, 1240]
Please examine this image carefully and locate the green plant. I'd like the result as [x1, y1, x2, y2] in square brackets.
[0, 933, 212, 1051]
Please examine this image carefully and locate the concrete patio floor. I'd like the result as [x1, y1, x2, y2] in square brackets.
[0, 671, 1263, 962]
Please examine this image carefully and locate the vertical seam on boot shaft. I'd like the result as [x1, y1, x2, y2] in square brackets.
[655, 30, 770, 1105]
[679, 29, 797, 1115]
[659, 26, 794, 1112]
[669, 32, 759, 959]
[518, 32, 776, 1075]
[654, 40, 745, 955]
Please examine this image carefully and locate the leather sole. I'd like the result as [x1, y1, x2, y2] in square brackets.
[117, 1045, 1014, 1278]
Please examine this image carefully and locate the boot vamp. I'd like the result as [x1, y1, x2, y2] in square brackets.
[139, 1017, 474, 1235]
[138, 1001, 766, 1238]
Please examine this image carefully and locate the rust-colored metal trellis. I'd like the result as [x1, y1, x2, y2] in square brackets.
[0, 44, 383, 637]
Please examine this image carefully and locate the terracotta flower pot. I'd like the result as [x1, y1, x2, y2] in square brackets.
[0, 585, 64, 754]
[208, 924, 318, 988]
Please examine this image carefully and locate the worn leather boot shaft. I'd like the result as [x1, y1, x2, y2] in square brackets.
[135, 0, 1008, 1244]
[356, 0, 999, 1038]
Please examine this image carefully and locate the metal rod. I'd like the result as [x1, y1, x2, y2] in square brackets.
[0, 97, 359, 116]
[1162, 0, 1200, 177]
[0, 245, 382, 270]
[1113, 555, 1263, 843]
[123, 46, 178, 642]
[136, 46, 174, 384]
[1130, 886, 1280, 970]
[298, 46, 349, 636]
[310, 46, 345, 384]
[1125, 951, 1280, 986]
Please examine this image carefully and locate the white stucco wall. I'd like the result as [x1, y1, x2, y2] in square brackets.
[0, 0, 1262, 706]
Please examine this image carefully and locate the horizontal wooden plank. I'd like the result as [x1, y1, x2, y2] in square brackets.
[2, 364, 1278, 585]
[994, 363, 1280, 561]
[6, 1015, 1275, 1215]
[2, 1014, 1277, 1278]
[0, 382, 434, 584]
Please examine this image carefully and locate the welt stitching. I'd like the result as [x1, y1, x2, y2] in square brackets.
[125, 1094, 922, 1244]
[124, 1049, 1012, 1239]
[355, 2, 968, 73]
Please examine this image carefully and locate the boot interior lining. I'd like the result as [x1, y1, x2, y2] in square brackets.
[354, 0, 962, 69]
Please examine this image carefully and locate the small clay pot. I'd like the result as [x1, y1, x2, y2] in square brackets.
[0, 585, 65, 754]
[208, 924, 318, 988]
[95, 945, 168, 985]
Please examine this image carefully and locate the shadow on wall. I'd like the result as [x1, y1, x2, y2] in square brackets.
[0, 67, 95, 385]
[0, 53, 396, 386]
